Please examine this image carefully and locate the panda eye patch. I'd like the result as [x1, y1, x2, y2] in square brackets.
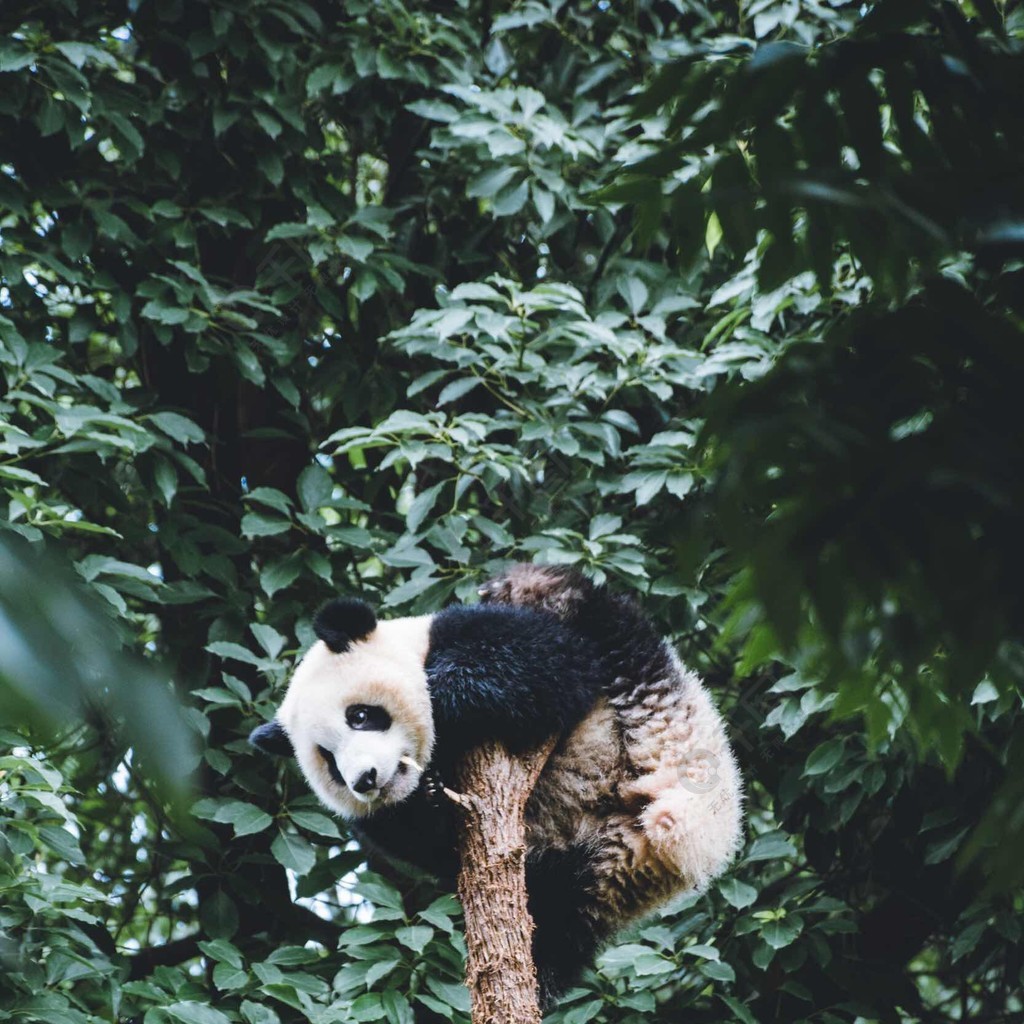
[346, 704, 391, 731]
[317, 745, 344, 785]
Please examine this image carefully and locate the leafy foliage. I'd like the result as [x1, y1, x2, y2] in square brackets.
[1, 2, 1021, 1024]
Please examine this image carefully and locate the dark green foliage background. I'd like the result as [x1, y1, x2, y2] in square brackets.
[1, 2, 1021, 1023]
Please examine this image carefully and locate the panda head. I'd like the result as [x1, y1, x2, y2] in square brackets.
[249, 598, 434, 819]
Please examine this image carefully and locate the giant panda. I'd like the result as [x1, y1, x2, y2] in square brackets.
[250, 564, 742, 1003]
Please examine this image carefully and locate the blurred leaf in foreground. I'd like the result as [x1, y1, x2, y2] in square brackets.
[0, 531, 195, 805]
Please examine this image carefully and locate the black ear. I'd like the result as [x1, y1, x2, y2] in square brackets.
[313, 597, 377, 653]
[249, 720, 294, 757]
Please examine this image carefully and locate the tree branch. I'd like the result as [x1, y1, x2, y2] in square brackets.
[450, 737, 557, 1024]
[126, 935, 201, 980]
[124, 899, 337, 981]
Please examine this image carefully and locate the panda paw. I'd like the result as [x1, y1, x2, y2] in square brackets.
[422, 769, 447, 808]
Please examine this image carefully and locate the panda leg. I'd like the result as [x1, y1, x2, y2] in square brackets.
[526, 845, 609, 1008]
[568, 814, 685, 942]
[526, 827, 683, 1008]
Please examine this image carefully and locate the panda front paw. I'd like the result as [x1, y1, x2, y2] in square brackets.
[422, 769, 447, 808]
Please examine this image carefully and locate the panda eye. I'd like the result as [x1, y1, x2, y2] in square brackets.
[346, 704, 391, 731]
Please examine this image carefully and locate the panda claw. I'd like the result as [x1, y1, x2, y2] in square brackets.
[423, 769, 447, 807]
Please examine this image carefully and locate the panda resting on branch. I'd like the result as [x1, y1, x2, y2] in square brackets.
[250, 564, 743, 1004]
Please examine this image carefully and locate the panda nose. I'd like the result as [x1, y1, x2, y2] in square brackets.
[352, 768, 377, 794]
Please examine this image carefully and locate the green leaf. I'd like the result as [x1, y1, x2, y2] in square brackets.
[290, 810, 340, 837]
[353, 876, 405, 911]
[600, 943, 673, 976]
[162, 1003, 232, 1024]
[0, 46, 35, 72]
[271, 831, 316, 875]
[297, 464, 333, 511]
[424, 978, 470, 1013]
[971, 680, 999, 705]
[720, 876, 761, 909]
[241, 512, 292, 538]
[240, 1003, 281, 1024]
[146, 412, 205, 444]
[491, 179, 529, 216]
[338, 235, 374, 262]
[745, 832, 797, 862]
[206, 641, 264, 666]
[720, 994, 760, 1024]
[467, 166, 519, 199]
[395, 925, 433, 953]
[348, 993, 385, 1021]
[803, 738, 845, 777]
[55, 41, 116, 69]
[381, 990, 414, 1024]
[361, 958, 400, 992]
[261, 553, 304, 597]
[251, 623, 286, 660]
[213, 962, 248, 990]
[406, 482, 445, 533]
[436, 378, 481, 407]
[39, 825, 84, 864]
[406, 99, 460, 122]
[618, 277, 649, 315]
[561, 1000, 604, 1024]
[266, 946, 322, 965]
[701, 960, 735, 982]
[198, 939, 244, 968]
[761, 916, 802, 949]
[142, 300, 190, 326]
[685, 942, 720, 960]
[225, 803, 274, 837]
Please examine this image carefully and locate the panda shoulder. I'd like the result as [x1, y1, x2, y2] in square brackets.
[428, 602, 566, 652]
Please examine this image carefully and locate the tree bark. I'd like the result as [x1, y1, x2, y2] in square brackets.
[451, 737, 556, 1024]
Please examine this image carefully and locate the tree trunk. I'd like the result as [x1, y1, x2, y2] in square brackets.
[451, 738, 556, 1024]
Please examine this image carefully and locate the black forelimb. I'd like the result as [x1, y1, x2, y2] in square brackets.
[353, 782, 460, 883]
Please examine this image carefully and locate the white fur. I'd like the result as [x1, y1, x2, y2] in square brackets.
[277, 616, 433, 819]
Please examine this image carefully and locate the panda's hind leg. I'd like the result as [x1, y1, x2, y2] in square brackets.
[526, 844, 609, 1008]
[526, 826, 684, 1008]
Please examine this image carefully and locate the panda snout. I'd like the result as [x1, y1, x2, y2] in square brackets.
[351, 768, 378, 795]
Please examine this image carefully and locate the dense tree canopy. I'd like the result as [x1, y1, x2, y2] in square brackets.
[1, 2, 1021, 1024]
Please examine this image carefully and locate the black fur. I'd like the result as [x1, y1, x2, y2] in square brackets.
[425, 604, 609, 768]
[313, 597, 377, 653]
[353, 783, 461, 883]
[526, 844, 607, 1008]
[480, 566, 673, 703]
[249, 719, 294, 756]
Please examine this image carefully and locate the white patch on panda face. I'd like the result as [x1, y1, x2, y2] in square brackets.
[277, 616, 435, 819]
[316, 705, 417, 806]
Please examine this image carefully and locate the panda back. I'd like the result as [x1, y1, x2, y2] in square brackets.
[425, 604, 607, 765]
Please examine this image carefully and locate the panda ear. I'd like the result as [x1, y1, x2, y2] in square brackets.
[314, 597, 377, 653]
[249, 720, 294, 757]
